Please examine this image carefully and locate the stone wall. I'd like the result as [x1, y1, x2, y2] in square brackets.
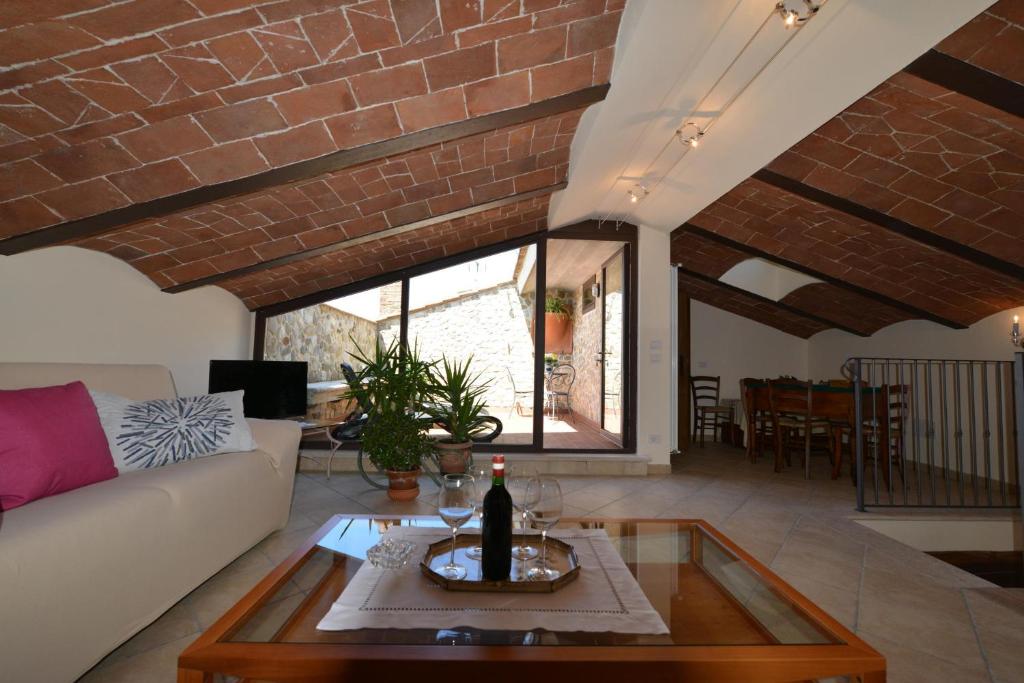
[603, 260, 624, 432]
[572, 282, 602, 424]
[264, 304, 378, 382]
[378, 283, 534, 410]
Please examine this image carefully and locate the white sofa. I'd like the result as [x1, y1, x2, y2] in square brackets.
[0, 363, 301, 682]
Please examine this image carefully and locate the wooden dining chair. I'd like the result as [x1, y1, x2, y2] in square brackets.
[767, 379, 832, 476]
[691, 375, 733, 447]
[860, 384, 910, 487]
[740, 378, 772, 462]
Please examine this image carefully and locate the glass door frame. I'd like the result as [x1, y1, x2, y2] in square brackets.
[252, 222, 638, 454]
[599, 246, 626, 435]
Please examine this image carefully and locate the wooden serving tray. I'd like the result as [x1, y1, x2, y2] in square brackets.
[420, 533, 580, 592]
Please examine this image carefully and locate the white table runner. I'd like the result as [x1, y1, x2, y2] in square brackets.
[317, 527, 669, 635]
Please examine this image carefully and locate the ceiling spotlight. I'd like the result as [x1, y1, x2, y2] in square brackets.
[776, 1, 819, 28]
[676, 123, 704, 149]
[627, 184, 649, 204]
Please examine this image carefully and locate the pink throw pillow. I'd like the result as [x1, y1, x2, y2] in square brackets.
[0, 381, 117, 511]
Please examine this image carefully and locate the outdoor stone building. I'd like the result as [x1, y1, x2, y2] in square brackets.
[264, 305, 377, 383]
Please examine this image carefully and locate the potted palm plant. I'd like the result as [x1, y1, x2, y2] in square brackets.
[346, 340, 436, 501]
[425, 355, 494, 474]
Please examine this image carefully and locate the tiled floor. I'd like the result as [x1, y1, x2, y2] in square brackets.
[80, 445, 1024, 682]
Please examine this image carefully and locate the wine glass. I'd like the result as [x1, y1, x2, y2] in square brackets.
[464, 462, 489, 561]
[508, 465, 539, 560]
[525, 476, 563, 581]
[437, 474, 476, 580]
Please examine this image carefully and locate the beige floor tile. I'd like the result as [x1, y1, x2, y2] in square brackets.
[79, 634, 198, 683]
[857, 629, 992, 683]
[963, 588, 1024, 683]
[857, 561, 987, 670]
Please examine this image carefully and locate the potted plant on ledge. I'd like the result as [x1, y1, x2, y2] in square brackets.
[425, 355, 494, 474]
[347, 340, 436, 501]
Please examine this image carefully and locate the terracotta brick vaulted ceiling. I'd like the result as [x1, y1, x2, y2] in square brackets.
[0, 0, 624, 310]
[672, 1, 1024, 338]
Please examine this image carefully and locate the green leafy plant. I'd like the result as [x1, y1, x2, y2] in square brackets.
[544, 293, 573, 319]
[346, 339, 436, 472]
[425, 355, 493, 444]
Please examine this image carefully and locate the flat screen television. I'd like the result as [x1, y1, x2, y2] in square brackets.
[208, 360, 308, 419]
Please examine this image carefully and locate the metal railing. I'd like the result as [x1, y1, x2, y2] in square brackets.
[850, 356, 1022, 511]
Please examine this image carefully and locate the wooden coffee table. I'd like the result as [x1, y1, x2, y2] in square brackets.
[177, 515, 885, 682]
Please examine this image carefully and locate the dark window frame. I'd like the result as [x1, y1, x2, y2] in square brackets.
[252, 222, 638, 454]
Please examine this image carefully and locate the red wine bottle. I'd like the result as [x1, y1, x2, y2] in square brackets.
[481, 455, 513, 581]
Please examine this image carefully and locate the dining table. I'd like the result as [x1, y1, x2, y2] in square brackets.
[741, 381, 889, 479]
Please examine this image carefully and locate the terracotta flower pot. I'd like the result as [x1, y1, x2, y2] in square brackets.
[544, 312, 573, 354]
[436, 441, 472, 474]
[386, 468, 421, 501]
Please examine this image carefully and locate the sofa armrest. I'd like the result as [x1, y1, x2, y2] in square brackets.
[246, 418, 301, 472]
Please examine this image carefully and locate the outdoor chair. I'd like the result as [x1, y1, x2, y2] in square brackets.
[546, 363, 576, 422]
[506, 366, 533, 417]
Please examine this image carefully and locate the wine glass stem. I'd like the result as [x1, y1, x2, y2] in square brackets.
[450, 526, 457, 567]
[540, 530, 547, 569]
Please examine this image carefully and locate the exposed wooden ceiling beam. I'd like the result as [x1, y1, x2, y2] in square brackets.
[904, 49, 1023, 118]
[752, 169, 1024, 282]
[0, 85, 609, 256]
[681, 224, 967, 329]
[675, 265, 869, 337]
[163, 183, 565, 293]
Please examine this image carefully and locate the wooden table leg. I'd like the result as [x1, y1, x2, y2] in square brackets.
[860, 669, 886, 682]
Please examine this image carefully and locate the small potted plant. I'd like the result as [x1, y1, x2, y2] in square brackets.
[425, 355, 494, 474]
[347, 340, 436, 501]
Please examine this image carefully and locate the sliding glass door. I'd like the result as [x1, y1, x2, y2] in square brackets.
[541, 237, 627, 449]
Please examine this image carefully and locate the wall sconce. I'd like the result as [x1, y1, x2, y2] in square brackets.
[1013, 315, 1022, 347]
[591, 282, 601, 299]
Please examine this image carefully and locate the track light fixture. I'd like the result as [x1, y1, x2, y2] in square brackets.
[600, 0, 826, 223]
[776, 0, 819, 28]
[627, 184, 649, 204]
[676, 122, 705, 149]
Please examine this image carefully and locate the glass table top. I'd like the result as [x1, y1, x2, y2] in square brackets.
[226, 516, 838, 648]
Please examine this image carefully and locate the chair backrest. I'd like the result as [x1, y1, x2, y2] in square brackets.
[768, 378, 811, 418]
[505, 366, 519, 394]
[690, 375, 720, 409]
[549, 363, 575, 392]
[739, 377, 758, 413]
[888, 384, 910, 429]
[340, 362, 370, 415]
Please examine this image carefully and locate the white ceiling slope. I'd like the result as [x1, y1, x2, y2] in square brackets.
[549, 0, 995, 232]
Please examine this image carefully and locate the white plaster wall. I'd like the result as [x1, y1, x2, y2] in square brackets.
[808, 307, 1024, 377]
[637, 226, 673, 468]
[690, 301, 810, 402]
[0, 246, 252, 395]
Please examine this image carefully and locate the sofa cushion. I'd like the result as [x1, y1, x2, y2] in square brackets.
[0, 381, 117, 511]
[89, 390, 256, 471]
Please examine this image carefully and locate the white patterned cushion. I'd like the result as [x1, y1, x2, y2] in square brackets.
[88, 390, 255, 471]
